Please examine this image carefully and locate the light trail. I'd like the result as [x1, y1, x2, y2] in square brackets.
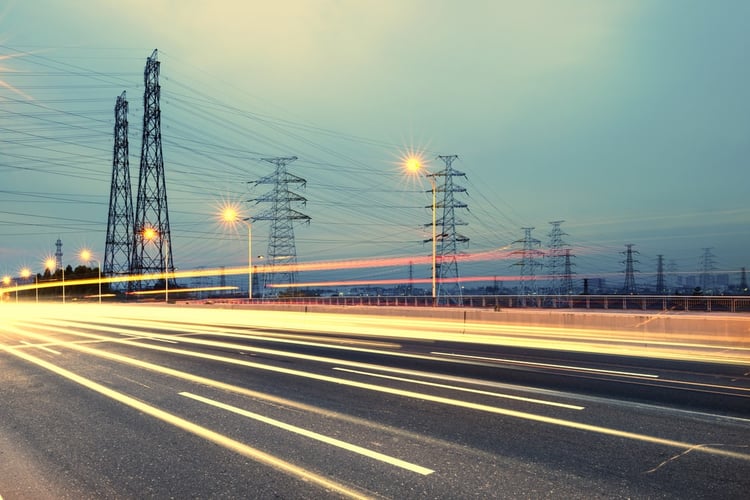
[0, 344, 371, 499]
[332, 368, 584, 410]
[8, 318, 750, 462]
[181, 392, 434, 475]
[431, 352, 660, 379]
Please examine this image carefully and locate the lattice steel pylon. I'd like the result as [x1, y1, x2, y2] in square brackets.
[426, 154, 469, 305]
[511, 227, 544, 296]
[546, 220, 569, 295]
[249, 156, 310, 296]
[130, 49, 174, 291]
[562, 248, 575, 295]
[104, 91, 134, 292]
[655, 254, 666, 294]
[622, 244, 639, 294]
[699, 247, 717, 293]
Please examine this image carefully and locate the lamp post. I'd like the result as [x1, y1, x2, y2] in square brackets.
[20, 268, 37, 304]
[405, 156, 437, 301]
[45, 258, 65, 303]
[221, 207, 253, 301]
[79, 249, 102, 304]
[3, 275, 17, 303]
[141, 227, 170, 303]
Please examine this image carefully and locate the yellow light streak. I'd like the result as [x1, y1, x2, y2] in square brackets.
[128, 286, 238, 296]
[3, 322, 466, 461]
[0, 345, 371, 500]
[432, 352, 660, 379]
[181, 392, 434, 475]
[8, 316, 750, 462]
[332, 368, 584, 410]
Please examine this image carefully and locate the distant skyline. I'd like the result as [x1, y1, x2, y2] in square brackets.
[1, 1, 748, 290]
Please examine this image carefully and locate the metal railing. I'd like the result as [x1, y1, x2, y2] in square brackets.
[241, 294, 750, 313]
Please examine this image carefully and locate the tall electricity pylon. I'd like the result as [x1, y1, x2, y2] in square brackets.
[562, 248, 575, 294]
[104, 91, 133, 292]
[655, 254, 666, 294]
[249, 156, 310, 296]
[426, 154, 469, 304]
[622, 244, 639, 294]
[546, 220, 570, 295]
[512, 227, 544, 296]
[131, 49, 174, 291]
[699, 248, 717, 293]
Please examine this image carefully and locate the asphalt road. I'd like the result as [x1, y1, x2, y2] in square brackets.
[1, 303, 748, 499]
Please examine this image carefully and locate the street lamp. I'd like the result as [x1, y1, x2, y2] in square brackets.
[404, 156, 437, 301]
[2, 275, 17, 303]
[142, 227, 170, 303]
[79, 249, 102, 304]
[221, 207, 253, 301]
[45, 258, 64, 303]
[20, 268, 37, 304]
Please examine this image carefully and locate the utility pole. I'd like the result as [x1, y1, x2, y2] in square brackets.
[131, 49, 175, 292]
[622, 244, 639, 294]
[249, 156, 310, 296]
[511, 227, 544, 296]
[104, 91, 134, 292]
[699, 248, 717, 294]
[656, 254, 666, 294]
[426, 154, 469, 305]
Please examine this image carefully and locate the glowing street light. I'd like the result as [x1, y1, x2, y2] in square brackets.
[2, 275, 17, 303]
[20, 267, 37, 303]
[142, 226, 171, 303]
[221, 206, 253, 301]
[79, 249, 102, 304]
[404, 155, 437, 301]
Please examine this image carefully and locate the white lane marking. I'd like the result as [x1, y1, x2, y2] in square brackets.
[20, 340, 61, 355]
[181, 392, 434, 476]
[11, 322, 750, 462]
[432, 352, 660, 378]
[333, 367, 584, 410]
[1, 346, 369, 499]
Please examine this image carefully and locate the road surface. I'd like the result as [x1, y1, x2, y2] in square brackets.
[1, 303, 748, 499]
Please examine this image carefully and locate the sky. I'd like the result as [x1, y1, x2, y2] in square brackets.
[1, 0, 748, 292]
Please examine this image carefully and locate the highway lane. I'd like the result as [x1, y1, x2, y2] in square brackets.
[1, 303, 748, 498]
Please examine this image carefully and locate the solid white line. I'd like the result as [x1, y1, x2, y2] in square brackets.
[432, 352, 659, 378]
[333, 368, 584, 410]
[20, 340, 61, 355]
[181, 392, 434, 475]
[1, 346, 369, 499]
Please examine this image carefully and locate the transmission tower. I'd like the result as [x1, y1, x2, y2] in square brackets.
[562, 248, 575, 294]
[655, 254, 666, 294]
[55, 238, 63, 270]
[426, 154, 469, 304]
[131, 49, 175, 291]
[104, 91, 134, 292]
[622, 244, 639, 294]
[546, 220, 570, 295]
[249, 156, 310, 296]
[699, 248, 717, 293]
[511, 227, 544, 296]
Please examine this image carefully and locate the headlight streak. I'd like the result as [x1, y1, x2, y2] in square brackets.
[331, 368, 583, 410]
[26, 314, 750, 401]
[431, 352, 660, 379]
[6, 319, 750, 462]
[22, 316, 583, 410]
[21, 316, 579, 410]
[180, 392, 434, 475]
[0, 343, 371, 500]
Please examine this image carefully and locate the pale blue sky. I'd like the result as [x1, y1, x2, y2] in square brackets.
[1, 1, 748, 289]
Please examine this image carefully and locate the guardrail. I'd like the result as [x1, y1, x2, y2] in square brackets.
[247, 294, 750, 313]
